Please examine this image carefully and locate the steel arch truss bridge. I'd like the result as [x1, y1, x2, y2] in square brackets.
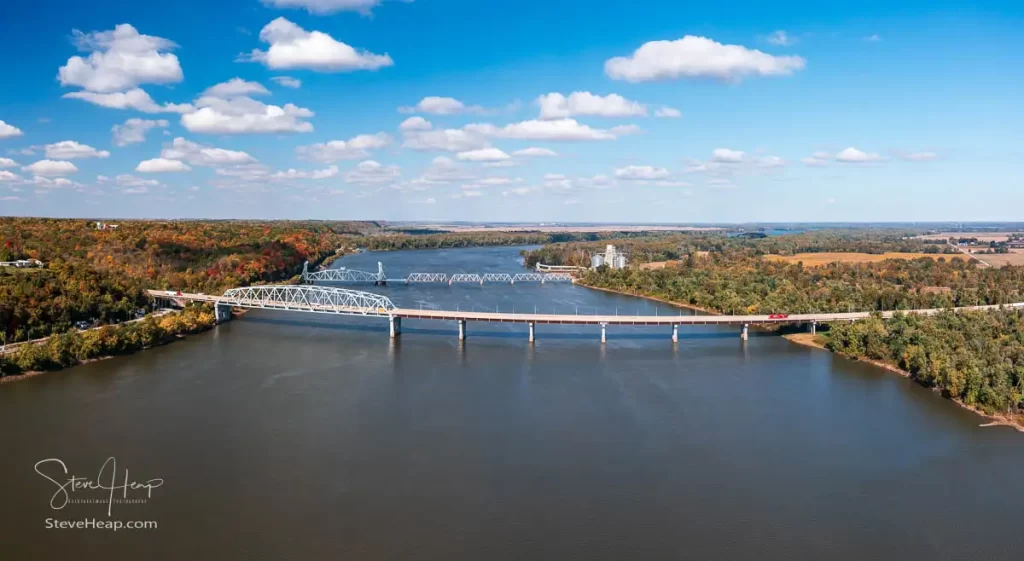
[221, 285, 396, 316]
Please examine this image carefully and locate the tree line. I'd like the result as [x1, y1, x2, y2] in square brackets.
[1, 305, 216, 376]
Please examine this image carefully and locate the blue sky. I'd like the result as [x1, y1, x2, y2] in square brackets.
[1, 0, 1021, 222]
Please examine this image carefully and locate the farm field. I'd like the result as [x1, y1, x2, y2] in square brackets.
[969, 250, 1024, 267]
[916, 231, 1020, 242]
[763, 252, 968, 266]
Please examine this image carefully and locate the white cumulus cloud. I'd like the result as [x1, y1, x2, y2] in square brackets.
[399, 97, 483, 115]
[712, 148, 745, 163]
[296, 133, 392, 162]
[537, 92, 647, 119]
[402, 128, 488, 152]
[270, 165, 340, 180]
[136, 158, 191, 172]
[835, 147, 884, 163]
[203, 78, 270, 98]
[456, 148, 510, 162]
[262, 0, 385, 15]
[58, 24, 183, 93]
[44, 140, 110, 160]
[605, 35, 806, 82]
[63, 88, 193, 113]
[0, 157, 18, 168]
[23, 160, 79, 176]
[161, 137, 257, 166]
[344, 160, 400, 184]
[181, 95, 314, 134]
[0, 120, 25, 139]
[512, 147, 558, 157]
[398, 116, 432, 132]
[242, 17, 393, 72]
[614, 165, 670, 180]
[270, 76, 302, 88]
[465, 119, 622, 141]
[112, 118, 169, 146]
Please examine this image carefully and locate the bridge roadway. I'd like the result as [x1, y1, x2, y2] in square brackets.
[146, 288, 1024, 342]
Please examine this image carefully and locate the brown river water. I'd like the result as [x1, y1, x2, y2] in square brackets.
[2, 246, 1021, 560]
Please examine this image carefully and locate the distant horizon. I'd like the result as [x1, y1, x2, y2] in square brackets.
[4, 215, 1024, 230]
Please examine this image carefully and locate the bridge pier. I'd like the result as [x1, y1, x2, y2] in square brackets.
[741, 323, 749, 341]
[601, 322, 607, 343]
[672, 324, 678, 343]
[389, 316, 402, 338]
[810, 321, 817, 335]
[458, 319, 466, 340]
[214, 303, 233, 324]
[528, 322, 535, 342]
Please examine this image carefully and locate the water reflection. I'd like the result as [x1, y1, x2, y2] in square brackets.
[1, 245, 1022, 561]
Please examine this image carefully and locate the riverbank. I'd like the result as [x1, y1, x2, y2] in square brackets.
[576, 281, 721, 315]
[784, 332, 1024, 432]
[0, 306, 217, 382]
[578, 282, 1024, 433]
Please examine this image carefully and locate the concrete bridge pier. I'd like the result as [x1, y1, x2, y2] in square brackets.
[600, 322, 607, 344]
[458, 319, 467, 340]
[810, 321, 817, 335]
[528, 322, 535, 342]
[214, 303, 233, 324]
[672, 324, 679, 343]
[741, 323, 749, 341]
[389, 316, 402, 338]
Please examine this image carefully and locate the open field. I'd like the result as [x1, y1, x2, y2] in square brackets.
[764, 252, 968, 266]
[968, 250, 1024, 267]
[916, 231, 1019, 242]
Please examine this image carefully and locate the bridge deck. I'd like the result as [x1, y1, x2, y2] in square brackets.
[148, 290, 1024, 325]
[392, 303, 1024, 325]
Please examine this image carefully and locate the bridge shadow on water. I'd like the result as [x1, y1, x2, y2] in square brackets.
[237, 315, 749, 341]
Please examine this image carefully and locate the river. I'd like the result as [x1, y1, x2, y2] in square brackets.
[2, 246, 1022, 560]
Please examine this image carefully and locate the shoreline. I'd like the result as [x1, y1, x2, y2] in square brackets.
[0, 308, 235, 383]
[576, 282, 720, 315]
[575, 280, 1024, 433]
[783, 333, 1024, 432]
[0, 332, 198, 383]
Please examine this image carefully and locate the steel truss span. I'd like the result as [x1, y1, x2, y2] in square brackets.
[405, 273, 449, 283]
[302, 261, 386, 283]
[511, 273, 572, 283]
[221, 285, 396, 316]
[449, 273, 483, 284]
[481, 273, 513, 283]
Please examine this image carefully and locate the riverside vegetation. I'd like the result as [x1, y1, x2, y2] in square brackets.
[0, 218, 656, 377]
[523, 231, 1024, 423]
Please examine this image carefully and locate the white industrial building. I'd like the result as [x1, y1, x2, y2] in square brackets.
[591, 244, 627, 269]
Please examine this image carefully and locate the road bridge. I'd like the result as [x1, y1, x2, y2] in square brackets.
[147, 288, 1024, 344]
